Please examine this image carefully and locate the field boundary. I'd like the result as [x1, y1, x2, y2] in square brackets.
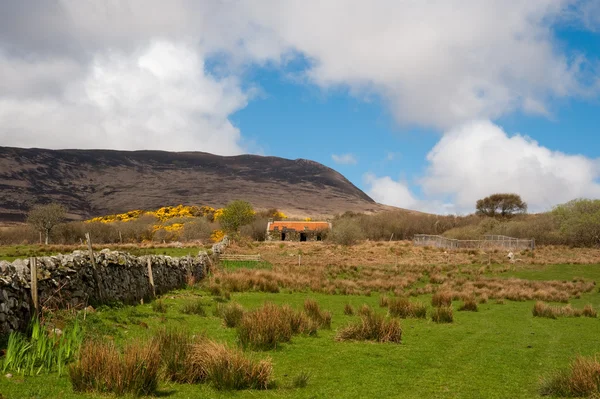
[413, 234, 534, 250]
[219, 254, 262, 261]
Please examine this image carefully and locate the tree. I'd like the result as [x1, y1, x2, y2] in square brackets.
[218, 200, 255, 234]
[27, 203, 67, 244]
[552, 199, 600, 247]
[475, 193, 527, 218]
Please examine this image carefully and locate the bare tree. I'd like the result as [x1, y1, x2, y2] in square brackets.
[27, 203, 67, 244]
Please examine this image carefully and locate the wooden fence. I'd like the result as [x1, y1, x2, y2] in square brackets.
[218, 254, 262, 262]
[413, 234, 534, 250]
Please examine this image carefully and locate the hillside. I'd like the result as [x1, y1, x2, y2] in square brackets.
[0, 146, 393, 222]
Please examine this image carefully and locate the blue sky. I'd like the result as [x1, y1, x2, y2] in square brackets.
[1, 1, 599, 214]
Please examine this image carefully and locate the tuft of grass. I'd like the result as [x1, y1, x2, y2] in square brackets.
[69, 339, 160, 396]
[303, 299, 332, 329]
[458, 297, 478, 312]
[2, 317, 82, 377]
[379, 295, 390, 308]
[336, 312, 402, 343]
[533, 301, 598, 319]
[344, 303, 355, 316]
[432, 291, 453, 307]
[180, 299, 207, 316]
[540, 355, 600, 397]
[358, 304, 374, 317]
[388, 297, 427, 319]
[292, 371, 310, 388]
[155, 328, 203, 383]
[189, 340, 273, 390]
[151, 299, 168, 313]
[431, 306, 454, 323]
[214, 302, 246, 328]
[237, 303, 300, 350]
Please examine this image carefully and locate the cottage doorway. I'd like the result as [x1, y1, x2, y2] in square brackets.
[281, 233, 286, 241]
[300, 233, 307, 242]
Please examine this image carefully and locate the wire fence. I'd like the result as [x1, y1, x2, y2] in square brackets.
[413, 234, 535, 250]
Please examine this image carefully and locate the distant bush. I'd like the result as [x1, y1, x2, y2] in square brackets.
[553, 199, 600, 247]
[240, 217, 269, 241]
[329, 218, 364, 246]
[181, 218, 214, 242]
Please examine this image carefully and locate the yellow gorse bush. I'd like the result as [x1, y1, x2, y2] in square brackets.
[210, 229, 225, 243]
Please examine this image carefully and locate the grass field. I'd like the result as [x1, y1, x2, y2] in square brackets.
[1, 242, 600, 398]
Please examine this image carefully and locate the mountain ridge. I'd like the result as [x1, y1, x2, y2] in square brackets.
[0, 146, 396, 223]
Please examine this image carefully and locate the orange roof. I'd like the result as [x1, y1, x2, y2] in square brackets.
[268, 221, 330, 232]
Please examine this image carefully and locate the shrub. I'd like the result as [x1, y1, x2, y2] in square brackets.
[152, 299, 168, 313]
[189, 340, 272, 390]
[303, 299, 332, 329]
[180, 299, 207, 316]
[388, 297, 427, 319]
[181, 218, 214, 242]
[432, 291, 453, 307]
[344, 303, 355, 316]
[540, 355, 600, 397]
[336, 312, 402, 343]
[458, 297, 478, 312]
[214, 302, 245, 328]
[69, 340, 160, 396]
[329, 218, 364, 246]
[431, 306, 453, 323]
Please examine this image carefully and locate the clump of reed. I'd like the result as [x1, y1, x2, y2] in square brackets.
[336, 310, 402, 343]
[214, 302, 245, 328]
[180, 299, 207, 316]
[431, 306, 454, 323]
[303, 299, 332, 329]
[458, 296, 478, 312]
[387, 297, 427, 319]
[533, 302, 597, 319]
[540, 355, 600, 397]
[2, 317, 82, 377]
[431, 291, 453, 307]
[69, 340, 160, 396]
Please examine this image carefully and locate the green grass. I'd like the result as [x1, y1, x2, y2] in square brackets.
[1, 264, 600, 398]
[0, 245, 62, 262]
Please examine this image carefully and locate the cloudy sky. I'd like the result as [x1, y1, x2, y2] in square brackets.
[1, 1, 599, 214]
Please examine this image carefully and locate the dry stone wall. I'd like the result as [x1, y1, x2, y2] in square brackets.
[0, 250, 207, 337]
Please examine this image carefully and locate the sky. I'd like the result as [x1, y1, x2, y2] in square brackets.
[0, 1, 599, 215]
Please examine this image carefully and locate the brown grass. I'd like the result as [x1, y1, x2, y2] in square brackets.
[189, 341, 273, 390]
[432, 291, 453, 307]
[214, 302, 245, 328]
[431, 306, 454, 323]
[533, 302, 598, 319]
[344, 303, 355, 315]
[237, 303, 320, 350]
[388, 297, 427, 319]
[303, 299, 332, 329]
[69, 340, 160, 396]
[458, 297, 478, 312]
[336, 311, 402, 343]
[541, 355, 600, 397]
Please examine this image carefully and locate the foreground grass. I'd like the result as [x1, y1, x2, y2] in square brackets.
[1, 264, 600, 398]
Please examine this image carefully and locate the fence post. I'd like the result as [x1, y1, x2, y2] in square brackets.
[147, 257, 155, 298]
[85, 232, 105, 302]
[29, 257, 39, 319]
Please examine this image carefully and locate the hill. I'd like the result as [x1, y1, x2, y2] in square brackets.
[0, 146, 393, 222]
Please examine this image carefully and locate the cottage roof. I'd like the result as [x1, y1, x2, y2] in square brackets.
[268, 221, 329, 232]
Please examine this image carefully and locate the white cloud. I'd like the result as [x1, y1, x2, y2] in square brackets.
[332, 153, 357, 165]
[366, 120, 600, 214]
[0, 41, 247, 154]
[364, 173, 418, 210]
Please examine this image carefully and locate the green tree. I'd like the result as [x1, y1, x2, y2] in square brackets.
[27, 203, 67, 244]
[476, 193, 527, 218]
[218, 200, 255, 234]
[552, 199, 600, 247]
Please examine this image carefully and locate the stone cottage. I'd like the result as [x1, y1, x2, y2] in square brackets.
[266, 220, 331, 241]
